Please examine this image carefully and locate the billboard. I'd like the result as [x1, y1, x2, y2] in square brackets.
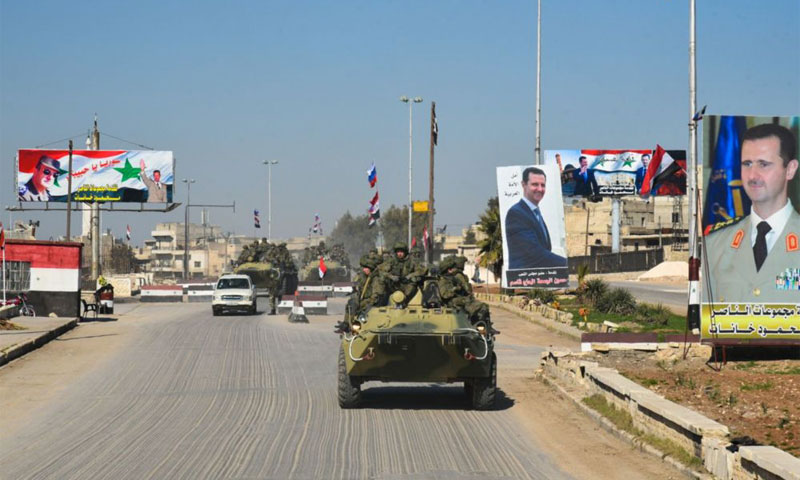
[497, 164, 568, 289]
[17, 149, 174, 203]
[701, 115, 800, 342]
[544, 149, 686, 198]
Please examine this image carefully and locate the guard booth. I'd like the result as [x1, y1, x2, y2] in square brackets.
[2, 239, 83, 318]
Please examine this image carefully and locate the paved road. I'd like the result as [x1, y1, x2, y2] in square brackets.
[607, 281, 688, 315]
[0, 299, 571, 480]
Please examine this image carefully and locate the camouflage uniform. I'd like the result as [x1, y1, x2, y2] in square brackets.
[438, 256, 490, 325]
[380, 242, 426, 305]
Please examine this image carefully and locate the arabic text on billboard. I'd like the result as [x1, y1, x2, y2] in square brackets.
[497, 164, 568, 289]
[544, 148, 686, 198]
[17, 150, 174, 203]
[700, 115, 800, 342]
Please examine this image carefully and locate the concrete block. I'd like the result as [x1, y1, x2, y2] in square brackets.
[702, 437, 734, 480]
[738, 446, 800, 480]
[587, 368, 651, 398]
[631, 390, 729, 438]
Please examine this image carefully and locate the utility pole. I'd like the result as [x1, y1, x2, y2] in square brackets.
[263, 160, 279, 242]
[90, 116, 101, 281]
[66, 140, 73, 240]
[182, 179, 195, 280]
[427, 101, 436, 264]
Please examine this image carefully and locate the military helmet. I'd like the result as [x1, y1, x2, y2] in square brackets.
[393, 242, 409, 254]
[439, 256, 455, 271]
[359, 254, 377, 269]
[454, 256, 467, 270]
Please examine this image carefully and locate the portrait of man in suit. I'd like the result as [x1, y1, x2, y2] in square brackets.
[505, 167, 567, 270]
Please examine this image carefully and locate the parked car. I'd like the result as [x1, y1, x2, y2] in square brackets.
[212, 274, 257, 316]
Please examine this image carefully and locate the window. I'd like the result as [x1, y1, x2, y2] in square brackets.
[4, 261, 31, 292]
[194, 261, 201, 268]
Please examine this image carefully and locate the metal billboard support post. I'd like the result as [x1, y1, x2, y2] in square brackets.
[611, 197, 621, 253]
[66, 141, 73, 240]
[687, 0, 701, 331]
[535, 0, 542, 165]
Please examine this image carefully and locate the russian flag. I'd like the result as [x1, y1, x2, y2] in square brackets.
[367, 163, 377, 188]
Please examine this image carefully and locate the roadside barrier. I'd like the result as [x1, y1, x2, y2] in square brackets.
[186, 284, 214, 303]
[277, 295, 327, 315]
[141, 285, 183, 302]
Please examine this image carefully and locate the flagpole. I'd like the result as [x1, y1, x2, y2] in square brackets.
[687, 0, 701, 331]
[535, 0, 542, 165]
[427, 101, 436, 265]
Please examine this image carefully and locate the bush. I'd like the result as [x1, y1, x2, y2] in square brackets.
[526, 288, 556, 304]
[634, 303, 671, 326]
[596, 287, 636, 315]
[579, 278, 608, 306]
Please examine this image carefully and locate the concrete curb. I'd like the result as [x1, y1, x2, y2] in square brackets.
[484, 299, 583, 340]
[0, 318, 79, 367]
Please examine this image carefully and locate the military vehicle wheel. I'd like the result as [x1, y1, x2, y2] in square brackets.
[338, 347, 362, 408]
[250, 302, 257, 315]
[471, 352, 497, 411]
[212, 308, 220, 316]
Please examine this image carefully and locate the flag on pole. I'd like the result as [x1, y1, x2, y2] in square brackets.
[692, 105, 707, 123]
[432, 103, 438, 146]
[411, 237, 417, 248]
[312, 214, 322, 234]
[367, 163, 377, 188]
[368, 207, 380, 227]
[0, 222, 5, 250]
[126, 224, 131, 242]
[640, 145, 683, 197]
[369, 191, 379, 208]
[319, 256, 327, 279]
[254, 210, 261, 229]
[422, 225, 429, 253]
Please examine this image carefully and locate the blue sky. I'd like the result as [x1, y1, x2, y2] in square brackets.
[1, 0, 798, 243]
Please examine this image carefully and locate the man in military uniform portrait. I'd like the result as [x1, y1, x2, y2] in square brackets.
[704, 123, 800, 303]
[19, 155, 60, 201]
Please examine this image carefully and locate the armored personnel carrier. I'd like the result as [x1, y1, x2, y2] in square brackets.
[234, 241, 298, 314]
[300, 259, 350, 283]
[336, 283, 497, 410]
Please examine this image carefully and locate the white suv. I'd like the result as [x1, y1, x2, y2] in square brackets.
[212, 274, 257, 316]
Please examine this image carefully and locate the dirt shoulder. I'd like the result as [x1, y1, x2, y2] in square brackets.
[589, 349, 800, 457]
[491, 308, 686, 479]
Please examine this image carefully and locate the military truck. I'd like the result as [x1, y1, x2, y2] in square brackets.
[336, 284, 497, 410]
[234, 241, 298, 314]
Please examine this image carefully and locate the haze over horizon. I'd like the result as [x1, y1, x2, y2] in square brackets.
[2, 0, 798, 244]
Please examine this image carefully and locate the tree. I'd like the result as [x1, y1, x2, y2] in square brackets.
[379, 205, 429, 249]
[328, 211, 377, 266]
[463, 228, 477, 245]
[477, 197, 503, 278]
[107, 244, 139, 274]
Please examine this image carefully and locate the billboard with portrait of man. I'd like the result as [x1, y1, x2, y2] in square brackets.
[544, 149, 686, 198]
[497, 164, 568, 289]
[17, 149, 174, 203]
[701, 115, 800, 342]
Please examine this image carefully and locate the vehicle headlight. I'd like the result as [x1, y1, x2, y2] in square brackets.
[357, 314, 367, 324]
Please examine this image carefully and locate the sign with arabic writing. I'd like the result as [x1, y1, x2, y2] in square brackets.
[17, 149, 174, 203]
[544, 149, 687, 197]
[496, 164, 568, 289]
[700, 115, 800, 342]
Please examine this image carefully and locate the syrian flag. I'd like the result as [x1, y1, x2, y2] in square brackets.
[367, 163, 377, 188]
[126, 225, 131, 242]
[319, 256, 327, 279]
[0, 222, 5, 250]
[369, 191, 379, 209]
[432, 102, 438, 146]
[312, 214, 322, 234]
[423, 225, 430, 253]
[368, 207, 381, 227]
[641, 145, 683, 197]
[254, 210, 261, 229]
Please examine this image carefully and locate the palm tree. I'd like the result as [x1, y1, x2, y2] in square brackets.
[476, 197, 503, 279]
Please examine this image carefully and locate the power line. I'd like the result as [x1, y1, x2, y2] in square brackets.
[99, 131, 156, 150]
[33, 132, 87, 148]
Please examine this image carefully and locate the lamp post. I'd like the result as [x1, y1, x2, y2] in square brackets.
[263, 160, 279, 242]
[182, 178, 195, 280]
[400, 95, 423, 247]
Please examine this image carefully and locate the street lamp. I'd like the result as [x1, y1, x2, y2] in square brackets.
[263, 160, 279, 242]
[400, 95, 423, 247]
[182, 178, 195, 280]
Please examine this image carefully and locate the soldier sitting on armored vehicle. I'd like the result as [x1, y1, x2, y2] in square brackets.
[379, 242, 428, 308]
[437, 256, 495, 332]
